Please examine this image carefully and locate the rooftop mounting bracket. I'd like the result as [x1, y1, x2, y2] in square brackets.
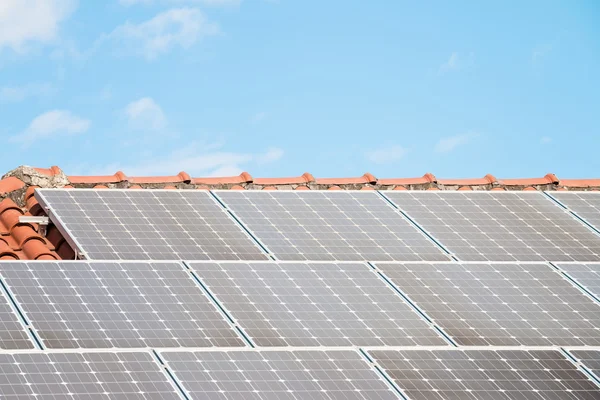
[18, 216, 50, 237]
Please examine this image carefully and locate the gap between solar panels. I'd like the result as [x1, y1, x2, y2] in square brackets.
[545, 191, 600, 238]
[381, 190, 600, 262]
[0, 273, 42, 350]
[563, 348, 600, 387]
[550, 262, 600, 304]
[371, 261, 600, 347]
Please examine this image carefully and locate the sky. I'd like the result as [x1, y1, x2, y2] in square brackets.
[0, 1, 599, 180]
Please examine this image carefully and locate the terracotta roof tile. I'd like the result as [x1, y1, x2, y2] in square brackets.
[2, 164, 600, 260]
[0, 176, 26, 195]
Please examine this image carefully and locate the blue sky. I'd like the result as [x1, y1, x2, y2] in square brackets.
[0, 1, 598, 179]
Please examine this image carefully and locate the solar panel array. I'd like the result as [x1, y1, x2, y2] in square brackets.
[0, 351, 181, 399]
[17, 188, 600, 397]
[383, 191, 600, 261]
[376, 262, 600, 346]
[190, 261, 447, 347]
[215, 191, 451, 261]
[36, 189, 268, 261]
[0, 261, 245, 348]
[160, 350, 400, 400]
[550, 192, 600, 232]
[369, 349, 599, 400]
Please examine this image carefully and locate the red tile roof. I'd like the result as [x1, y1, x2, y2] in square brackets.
[1, 165, 599, 261]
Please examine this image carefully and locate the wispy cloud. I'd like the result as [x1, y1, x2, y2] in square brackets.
[0, 83, 54, 103]
[0, 0, 76, 52]
[125, 97, 167, 130]
[10, 110, 90, 147]
[84, 142, 283, 177]
[251, 111, 268, 124]
[365, 145, 407, 164]
[532, 43, 553, 63]
[108, 8, 219, 60]
[435, 133, 478, 153]
[438, 52, 475, 74]
[540, 136, 552, 144]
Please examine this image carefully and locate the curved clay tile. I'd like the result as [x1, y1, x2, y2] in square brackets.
[0, 238, 18, 260]
[327, 185, 342, 190]
[294, 186, 310, 190]
[22, 239, 57, 260]
[253, 172, 315, 185]
[262, 186, 278, 191]
[191, 172, 253, 185]
[378, 173, 437, 186]
[230, 185, 245, 190]
[56, 241, 75, 260]
[0, 176, 26, 195]
[392, 186, 408, 190]
[457, 186, 473, 191]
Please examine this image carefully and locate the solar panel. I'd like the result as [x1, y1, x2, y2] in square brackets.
[554, 263, 600, 299]
[550, 192, 600, 232]
[0, 261, 245, 349]
[190, 261, 448, 347]
[0, 351, 181, 399]
[214, 191, 450, 261]
[0, 282, 33, 349]
[369, 349, 599, 400]
[375, 262, 600, 346]
[35, 188, 269, 260]
[569, 350, 600, 379]
[383, 191, 600, 262]
[161, 349, 400, 399]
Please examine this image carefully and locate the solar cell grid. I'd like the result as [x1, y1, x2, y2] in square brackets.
[0, 285, 33, 350]
[550, 192, 600, 232]
[0, 261, 245, 349]
[554, 263, 600, 300]
[383, 191, 600, 262]
[161, 349, 400, 400]
[36, 189, 268, 260]
[190, 261, 448, 347]
[0, 351, 181, 399]
[569, 350, 600, 380]
[369, 349, 599, 400]
[375, 262, 600, 346]
[215, 190, 450, 261]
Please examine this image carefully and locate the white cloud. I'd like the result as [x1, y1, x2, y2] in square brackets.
[0, 83, 54, 103]
[0, 0, 76, 52]
[109, 8, 219, 60]
[10, 110, 90, 147]
[438, 52, 475, 74]
[84, 143, 283, 177]
[541, 136, 552, 144]
[125, 97, 167, 130]
[532, 44, 553, 63]
[257, 147, 284, 164]
[365, 145, 407, 164]
[435, 133, 477, 153]
[251, 111, 268, 124]
[120, 0, 241, 6]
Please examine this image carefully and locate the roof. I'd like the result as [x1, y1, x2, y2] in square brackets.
[1, 165, 599, 261]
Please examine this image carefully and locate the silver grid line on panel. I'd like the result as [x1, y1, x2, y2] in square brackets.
[546, 191, 600, 237]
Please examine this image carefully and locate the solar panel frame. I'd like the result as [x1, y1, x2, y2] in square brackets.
[367, 347, 600, 400]
[0, 349, 183, 399]
[0, 260, 248, 349]
[35, 188, 270, 261]
[382, 190, 600, 262]
[548, 191, 600, 234]
[567, 349, 600, 384]
[372, 261, 600, 347]
[159, 348, 403, 400]
[188, 260, 451, 347]
[214, 190, 452, 262]
[0, 273, 36, 350]
[553, 262, 600, 303]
